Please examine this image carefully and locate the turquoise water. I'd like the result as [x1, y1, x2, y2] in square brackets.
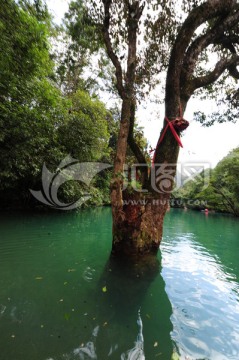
[0, 208, 239, 359]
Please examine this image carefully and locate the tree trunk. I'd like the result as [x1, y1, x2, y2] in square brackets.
[111, 101, 182, 257]
[111, 192, 170, 257]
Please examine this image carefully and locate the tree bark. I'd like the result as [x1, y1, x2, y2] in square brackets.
[111, 102, 183, 257]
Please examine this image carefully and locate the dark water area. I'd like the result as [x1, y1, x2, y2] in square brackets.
[0, 208, 239, 359]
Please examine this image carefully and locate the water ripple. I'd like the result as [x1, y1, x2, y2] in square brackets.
[162, 234, 239, 359]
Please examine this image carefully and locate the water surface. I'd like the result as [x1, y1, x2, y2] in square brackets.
[0, 208, 239, 359]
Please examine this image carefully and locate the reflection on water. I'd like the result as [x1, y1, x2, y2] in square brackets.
[163, 237, 239, 359]
[0, 208, 239, 359]
[44, 310, 145, 360]
[121, 310, 145, 360]
[91, 255, 173, 359]
[57, 310, 146, 360]
[162, 210, 239, 360]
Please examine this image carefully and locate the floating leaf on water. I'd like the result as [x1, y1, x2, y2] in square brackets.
[35, 277, 43, 280]
[154, 342, 158, 347]
[146, 314, 151, 319]
[68, 269, 76, 272]
[102, 286, 107, 293]
[41, 325, 44, 328]
[64, 313, 70, 321]
[11, 335, 15, 338]
[103, 322, 108, 327]
[59, 299, 64, 302]
[72, 309, 75, 312]
[64, 282, 68, 285]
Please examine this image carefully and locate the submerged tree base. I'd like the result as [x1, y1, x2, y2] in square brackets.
[111, 192, 169, 257]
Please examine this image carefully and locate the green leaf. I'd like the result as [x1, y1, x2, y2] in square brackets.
[64, 313, 70, 321]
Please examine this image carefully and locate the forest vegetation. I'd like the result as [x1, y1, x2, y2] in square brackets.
[173, 147, 239, 217]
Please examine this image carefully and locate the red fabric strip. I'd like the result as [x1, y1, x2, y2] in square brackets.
[152, 117, 183, 166]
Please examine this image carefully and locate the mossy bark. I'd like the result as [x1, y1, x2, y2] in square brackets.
[111, 192, 171, 257]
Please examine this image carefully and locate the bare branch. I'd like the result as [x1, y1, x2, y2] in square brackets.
[190, 55, 239, 91]
[102, 0, 125, 98]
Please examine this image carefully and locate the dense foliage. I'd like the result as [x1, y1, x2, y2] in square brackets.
[0, 0, 113, 209]
[173, 147, 239, 216]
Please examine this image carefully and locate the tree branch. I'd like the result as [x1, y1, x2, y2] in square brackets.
[228, 63, 239, 79]
[215, 35, 238, 54]
[181, 9, 239, 100]
[125, 1, 145, 94]
[102, 0, 125, 98]
[165, 0, 237, 114]
[190, 55, 239, 91]
[215, 35, 239, 79]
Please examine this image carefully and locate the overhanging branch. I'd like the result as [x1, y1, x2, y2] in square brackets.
[190, 55, 239, 91]
[166, 0, 237, 109]
[181, 8, 239, 99]
[215, 35, 239, 79]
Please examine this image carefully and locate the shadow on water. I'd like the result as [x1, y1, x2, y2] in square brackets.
[72, 254, 174, 360]
[0, 208, 176, 360]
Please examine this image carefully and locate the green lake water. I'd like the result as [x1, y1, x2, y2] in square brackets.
[0, 208, 239, 360]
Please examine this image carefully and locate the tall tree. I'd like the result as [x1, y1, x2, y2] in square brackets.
[67, 0, 239, 257]
[0, 0, 66, 203]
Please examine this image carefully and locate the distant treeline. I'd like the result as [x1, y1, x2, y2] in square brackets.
[172, 148, 239, 217]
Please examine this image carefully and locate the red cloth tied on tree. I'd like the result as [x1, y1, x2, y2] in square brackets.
[152, 107, 189, 165]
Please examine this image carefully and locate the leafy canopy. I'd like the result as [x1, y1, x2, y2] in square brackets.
[65, 0, 239, 122]
[0, 0, 112, 208]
